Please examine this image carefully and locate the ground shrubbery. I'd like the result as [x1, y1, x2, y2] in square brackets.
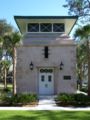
[1, 93, 38, 106]
[56, 93, 90, 107]
[81, 87, 88, 93]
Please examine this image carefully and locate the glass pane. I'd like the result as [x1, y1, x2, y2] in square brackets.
[41, 75, 45, 82]
[40, 23, 52, 32]
[28, 23, 39, 32]
[40, 69, 53, 73]
[48, 75, 52, 82]
[44, 46, 48, 58]
[63, 76, 71, 80]
[53, 23, 64, 32]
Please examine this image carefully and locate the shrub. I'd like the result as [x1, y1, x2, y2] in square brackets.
[56, 93, 90, 106]
[80, 88, 88, 93]
[56, 93, 74, 105]
[1, 93, 38, 105]
[1, 95, 11, 105]
[73, 93, 89, 106]
[3, 87, 11, 92]
[74, 93, 87, 102]
[17, 93, 38, 104]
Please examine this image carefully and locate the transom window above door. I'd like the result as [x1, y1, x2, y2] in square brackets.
[40, 69, 53, 73]
[27, 23, 65, 32]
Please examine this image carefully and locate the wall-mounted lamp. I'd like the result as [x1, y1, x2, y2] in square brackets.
[30, 62, 34, 70]
[60, 61, 64, 70]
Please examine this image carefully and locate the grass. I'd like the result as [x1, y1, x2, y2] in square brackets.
[0, 83, 12, 93]
[0, 83, 12, 91]
[0, 111, 90, 120]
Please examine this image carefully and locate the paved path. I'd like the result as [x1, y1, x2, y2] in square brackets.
[0, 96, 90, 110]
[0, 105, 90, 111]
[0, 91, 89, 111]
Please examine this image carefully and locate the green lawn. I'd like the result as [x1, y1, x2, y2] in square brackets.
[0, 111, 90, 120]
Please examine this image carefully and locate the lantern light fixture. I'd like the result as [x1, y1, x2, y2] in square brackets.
[60, 61, 64, 70]
[30, 61, 34, 70]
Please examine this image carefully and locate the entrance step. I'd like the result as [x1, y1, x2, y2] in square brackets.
[38, 95, 57, 106]
[38, 99, 56, 105]
[39, 95, 56, 100]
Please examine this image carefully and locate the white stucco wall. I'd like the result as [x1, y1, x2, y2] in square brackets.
[16, 44, 77, 94]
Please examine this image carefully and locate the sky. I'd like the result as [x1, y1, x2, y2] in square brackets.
[0, 0, 68, 30]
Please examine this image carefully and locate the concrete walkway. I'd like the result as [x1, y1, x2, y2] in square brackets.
[0, 95, 90, 110]
[0, 104, 90, 111]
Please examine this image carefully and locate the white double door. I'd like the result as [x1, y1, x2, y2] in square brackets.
[39, 71, 54, 95]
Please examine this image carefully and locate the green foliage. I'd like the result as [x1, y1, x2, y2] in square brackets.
[74, 24, 90, 94]
[2, 93, 38, 105]
[0, 60, 11, 69]
[3, 87, 11, 92]
[74, 93, 86, 101]
[0, 19, 13, 36]
[73, 93, 90, 106]
[81, 87, 88, 93]
[0, 111, 90, 120]
[63, 0, 90, 17]
[76, 44, 88, 86]
[0, 19, 21, 95]
[11, 32, 21, 46]
[3, 32, 21, 48]
[1, 31, 21, 95]
[56, 93, 74, 103]
[74, 24, 90, 39]
[56, 93, 90, 106]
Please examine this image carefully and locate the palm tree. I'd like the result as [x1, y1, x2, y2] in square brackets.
[74, 24, 90, 95]
[3, 32, 21, 95]
[0, 19, 12, 36]
[0, 60, 11, 89]
[76, 44, 87, 90]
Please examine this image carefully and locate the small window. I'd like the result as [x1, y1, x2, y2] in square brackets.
[40, 23, 52, 32]
[28, 23, 39, 32]
[41, 75, 45, 82]
[48, 75, 52, 82]
[40, 69, 53, 73]
[63, 76, 71, 80]
[53, 23, 65, 32]
[44, 46, 49, 58]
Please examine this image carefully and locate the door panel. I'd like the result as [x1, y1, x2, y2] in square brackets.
[39, 69, 54, 95]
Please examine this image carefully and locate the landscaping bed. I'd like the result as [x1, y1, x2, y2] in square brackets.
[55, 93, 90, 107]
[0, 93, 38, 107]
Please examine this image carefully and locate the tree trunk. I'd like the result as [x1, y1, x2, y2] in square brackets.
[4, 68, 7, 89]
[13, 47, 17, 95]
[87, 40, 90, 96]
[88, 58, 90, 96]
[79, 65, 83, 90]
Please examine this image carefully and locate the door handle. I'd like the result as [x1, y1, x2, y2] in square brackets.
[45, 84, 48, 88]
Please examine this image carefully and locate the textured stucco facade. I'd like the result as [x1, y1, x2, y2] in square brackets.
[15, 16, 78, 95]
[16, 34, 77, 95]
